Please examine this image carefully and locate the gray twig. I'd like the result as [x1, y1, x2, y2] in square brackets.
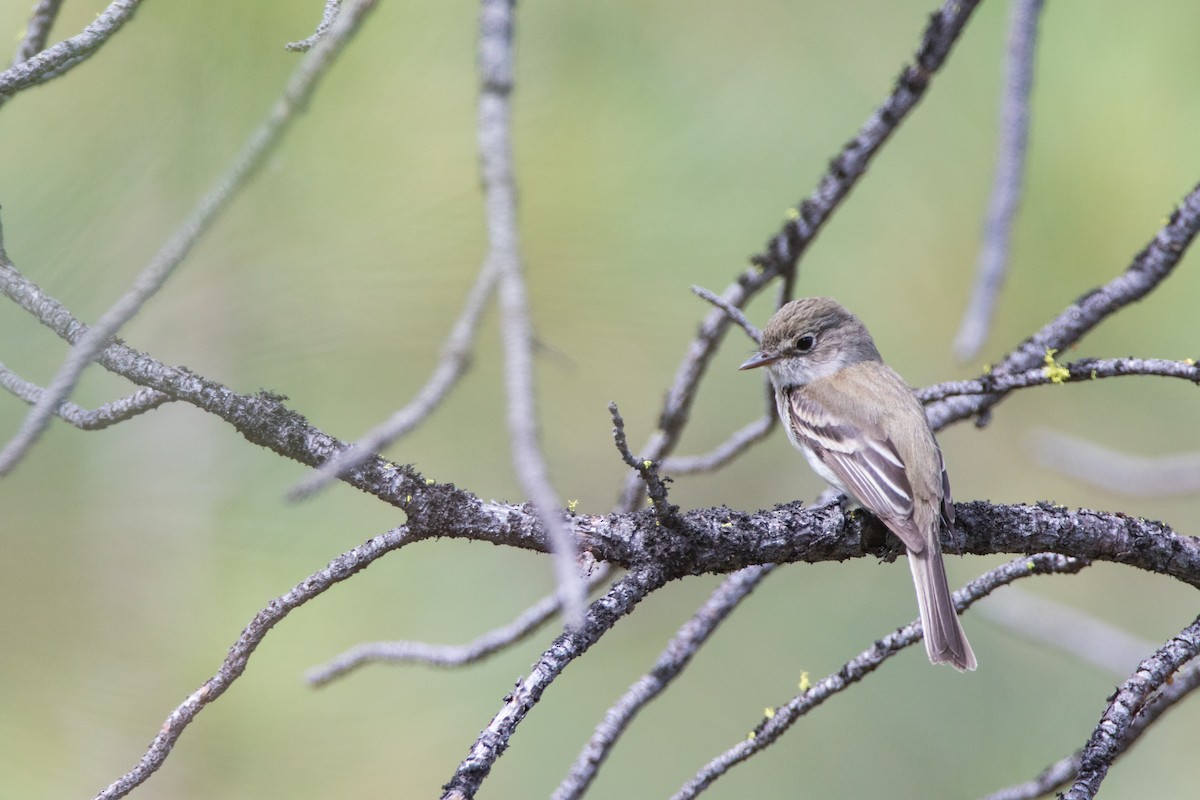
[954, 0, 1045, 361]
[919, 356, 1200, 419]
[929, 180, 1200, 431]
[12, 0, 65, 65]
[0, 0, 140, 102]
[672, 554, 1088, 800]
[93, 526, 415, 800]
[441, 567, 666, 800]
[286, 0, 343, 51]
[477, 0, 586, 628]
[305, 562, 612, 685]
[0, 0, 380, 476]
[0, 363, 170, 429]
[552, 565, 774, 800]
[660, 414, 775, 475]
[691, 285, 761, 344]
[608, 402, 675, 520]
[1063, 615, 1200, 799]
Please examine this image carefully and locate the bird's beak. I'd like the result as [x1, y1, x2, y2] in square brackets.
[739, 350, 779, 371]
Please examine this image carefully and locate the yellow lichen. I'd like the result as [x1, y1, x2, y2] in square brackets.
[1043, 348, 1070, 384]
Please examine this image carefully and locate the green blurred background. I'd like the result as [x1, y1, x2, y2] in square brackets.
[2, 1, 1199, 797]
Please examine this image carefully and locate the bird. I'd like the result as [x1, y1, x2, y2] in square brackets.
[740, 296, 975, 670]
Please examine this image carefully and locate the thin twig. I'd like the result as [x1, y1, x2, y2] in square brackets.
[1063, 615, 1200, 799]
[672, 554, 1088, 800]
[305, 562, 613, 686]
[919, 356, 1200, 409]
[0, 0, 141, 102]
[954, 0, 1045, 361]
[982, 656, 1200, 800]
[929, 179, 1200, 431]
[691, 285, 761, 344]
[552, 565, 775, 800]
[609, 402, 675, 520]
[12, 0, 65, 65]
[0, 0, 380, 476]
[477, 0, 586, 628]
[286, 0, 343, 51]
[93, 526, 416, 800]
[441, 566, 667, 800]
[620, 0, 985, 511]
[0, 362, 171, 429]
[289, 257, 501, 500]
[660, 414, 775, 475]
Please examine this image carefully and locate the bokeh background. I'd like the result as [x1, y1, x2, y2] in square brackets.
[2, 1, 1199, 798]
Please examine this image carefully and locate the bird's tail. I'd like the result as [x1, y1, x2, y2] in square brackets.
[908, 544, 976, 671]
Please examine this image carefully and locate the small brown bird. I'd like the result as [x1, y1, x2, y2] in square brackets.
[741, 297, 975, 670]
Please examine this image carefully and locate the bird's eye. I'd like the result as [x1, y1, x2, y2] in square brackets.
[794, 334, 815, 352]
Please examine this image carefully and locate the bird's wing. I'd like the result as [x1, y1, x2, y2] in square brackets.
[784, 387, 926, 554]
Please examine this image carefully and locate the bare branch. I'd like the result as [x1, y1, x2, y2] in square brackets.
[93, 525, 415, 800]
[0, 0, 380, 476]
[919, 356, 1200, 410]
[661, 414, 775, 475]
[552, 565, 775, 800]
[289, 257, 500, 500]
[0, 0, 141, 101]
[929, 179, 1200, 430]
[609, 402, 675, 520]
[286, 0, 343, 51]
[982, 656, 1200, 800]
[954, 0, 1045, 361]
[306, 562, 613, 686]
[5, 253, 1200, 587]
[0, 362, 171, 429]
[1027, 429, 1200, 497]
[621, 0, 985, 510]
[476, 0, 586, 628]
[672, 554, 1088, 800]
[691, 285, 761, 344]
[441, 566, 667, 800]
[12, 0, 65, 65]
[1063, 615, 1200, 800]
